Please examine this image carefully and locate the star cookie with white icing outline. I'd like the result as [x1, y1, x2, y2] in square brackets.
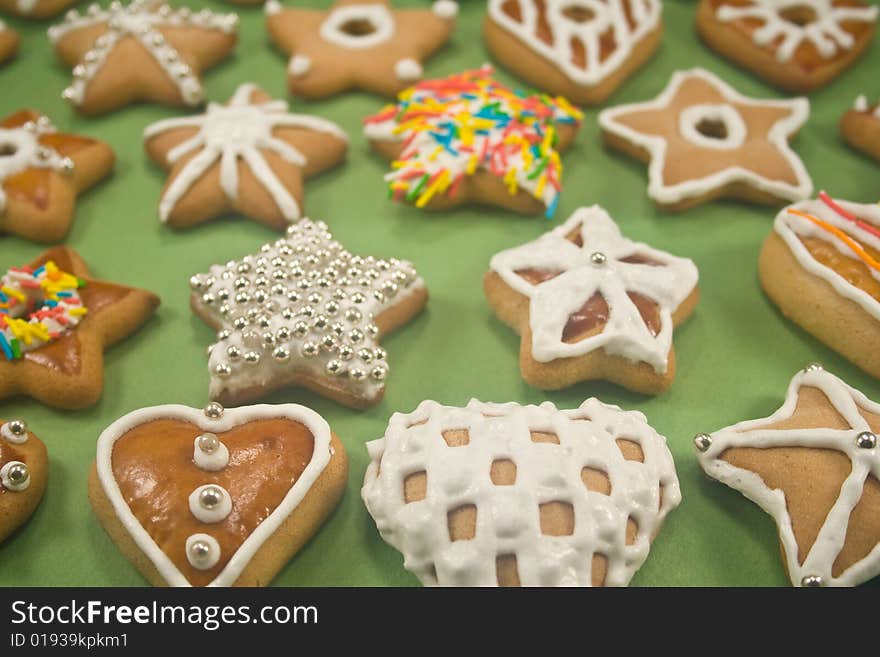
[0, 110, 115, 243]
[144, 83, 348, 231]
[695, 365, 880, 587]
[48, 0, 238, 116]
[265, 0, 457, 99]
[697, 0, 878, 92]
[598, 68, 813, 211]
[0, 0, 76, 18]
[363, 397, 681, 586]
[485, 205, 699, 395]
[0, 419, 48, 544]
[840, 95, 880, 161]
[190, 218, 428, 409]
[0, 21, 18, 64]
[89, 402, 347, 586]
[0, 246, 159, 410]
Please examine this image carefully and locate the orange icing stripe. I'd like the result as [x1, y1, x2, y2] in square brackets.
[788, 208, 880, 274]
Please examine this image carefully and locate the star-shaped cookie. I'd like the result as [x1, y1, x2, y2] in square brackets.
[190, 218, 428, 409]
[265, 0, 457, 98]
[598, 67, 813, 211]
[0, 21, 18, 65]
[48, 0, 238, 116]
[0, 110, 115, 243]
[0, 246, 160, 409]
[695, 365, 880, 587]
[143, 83, 348, 231]
[485, 205, 699, 395]
[0, 0, 77, 19]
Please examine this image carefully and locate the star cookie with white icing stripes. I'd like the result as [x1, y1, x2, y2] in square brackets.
[598, 68, 813, 211]
[48, 0, 238, 116]
[265, 0, 457, 99]
[0, 419, 48, 544]
[695, 365, 880, 587]
[0, 21, 18, 64]
[485, 205, 699, 395]
[143, 83, 348, 231]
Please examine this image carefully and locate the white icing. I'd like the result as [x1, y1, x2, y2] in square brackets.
[288, 54, 311, 77]
[696, 367, 880, 587]
[0, 422, 27, 444]
[432, 0, 459, 19]
[853, 94, 880, 119]
[191, 218, 426, 406]
[773, 196, 880, 321]
[192, 434, 229, 472]
[319, 3, 394, 49]
[598, 67, 813, 206]
[264, 0, 282, 16]
[143, 83, 347, 223]
[716, 0, 878, 63]
[487, 0, 661, 87]
[0, 460, 29, 492]
[48, 0, 239, 108]
[15, 0, 38, 15]
[490, 205, 698, 373]
[362, 398, 681, 587]
[0, 117, 72, 213]
[394, 57, 422, 82]
[95, 403, 333, 587]
[188, 484, 232, 523]
[186, 533, 221, 570]
[678, 103, 747, 151]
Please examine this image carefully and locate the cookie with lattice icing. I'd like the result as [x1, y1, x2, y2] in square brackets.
[484, 205, 699, 395]
[189, 218, 428, 409]
[363, 398, 680, 586]
[598, 68, 813, 211]
[760, 193, 880, 380]
[0, 419, 47, 544]
[265, 0, 457, 99]
[48, 0, 238, 116]
[89, 402, 347, 586]
[697, 0, 877, 93]
[0, 0, 75, 18]
[0, 21, 18, 64]
[0, 110, 115, 243]
[484, 0, 663, 105]
[694, 365, 880, 587]
[840, 95, 880, 161]
[144, 83, 348, 231]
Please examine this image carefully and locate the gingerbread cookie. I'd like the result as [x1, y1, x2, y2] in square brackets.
[0, 21, 18, 65]
[697, 0, 877, 93]
[484, 0, 663, 105]
[144, 83, 348, 231]
[0, 0, 76, 19]
[840, 95, 880, 161]
[0, 420, 48, 544]
[0, 110, 115, 243]
[89, 402, 347, 586]
[760, 193, 880, 380]
[363, 398, 680, 586]
[695, 365, 880, 587]
[598, 68, 813, 211]
[364, 67, 582, 218]
[48, 0, 238, 116]
[265, 0, 457, 99]
[190, 218, 428, 409]
[485, 205, 699, 395]
[0, 247, 159, 409]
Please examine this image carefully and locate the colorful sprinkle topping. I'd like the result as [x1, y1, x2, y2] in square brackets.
[0, 261, 87, 361]
[364, 66, 583, 218]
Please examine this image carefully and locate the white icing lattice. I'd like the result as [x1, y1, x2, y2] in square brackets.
[487, 0, 661, 86]
[143, 83, 347, 223]
[362, 398, 681, 587]
[715, 0, 878, 63]
[696, 367, 880, 587]
[490, 205, 698, 373]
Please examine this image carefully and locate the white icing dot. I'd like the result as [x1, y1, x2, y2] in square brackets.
[395, 57, 423, 83]
[193, 434, 230, 472]
[186, 533, 221, 570]
[432, 0, 458, 20]
[288, 54, 311, 77]
[265, 0, 282, 16]
[854, 95, 868, 111]
[1, 421, 28, 444]
[188, 484, 232, 524]
[0, 461, 29, 492]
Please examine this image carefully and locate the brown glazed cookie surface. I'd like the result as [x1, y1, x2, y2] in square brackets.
[0, 23, 18, 64]
[0, 420, 48, 544]
[840, 96, 880, 161]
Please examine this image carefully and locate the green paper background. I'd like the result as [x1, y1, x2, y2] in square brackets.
[0, 0, 878, 587]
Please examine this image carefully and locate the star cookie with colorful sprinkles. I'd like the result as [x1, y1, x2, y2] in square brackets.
[0, 110, 115, 244]
[840, 95, 880, 162]
[143, 83, 348, 231]
[189, 218, 428, 409]
[48, 0, 238, 116]
[0, 21, 18, 65]
[364, 67, 583, 218]
[265, 0, 457, 99]
[0, 247, 159, 410]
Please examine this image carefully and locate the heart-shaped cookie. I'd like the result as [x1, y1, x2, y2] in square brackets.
[0, 419, 48, 544]
[89, 402, 347, 587]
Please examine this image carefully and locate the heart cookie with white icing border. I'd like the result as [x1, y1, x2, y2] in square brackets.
[0, 419, 48, 544]
[89, 402, 347, 587]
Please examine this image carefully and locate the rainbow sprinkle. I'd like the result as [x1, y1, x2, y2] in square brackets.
[364, 66, 583, 218]
[0, 260, 87, 361]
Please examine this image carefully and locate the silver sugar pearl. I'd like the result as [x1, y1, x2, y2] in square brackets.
[349, 368, 366, 382]
[346, 309, 362, 323]
[6, 463, 29, 487]
[374, 347, 387, 360]
[204, 402, 224, 419]
[590, 252, 607, 266]
[339, 345, 354, 361]
[349, 329, 364, 343]
[226, 345, 241, 360]
[326, 359, 343, 375]
[301, 341, 319, 357]
[856, 431, 877, 449]
[358, 348, 374, 363]
[199, 486, 223, 510]
[232, 317, 249, 330]
[243, 351, 261, 364]
[801, 575, 823, 587]
[272, 346, 291, 362]
[292, 321, 309, 338]
[276, 326, 291, 342]
[804, 362, 823, 373]
[371, 365, 387, 381]
[197, 433, 220, 454]
[214, 363, 231, 378]
[320, 335, 337, 351]
[189, 540, 212, 563]
[8, 420, 27, 437]
[693, 433, 712, 452]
